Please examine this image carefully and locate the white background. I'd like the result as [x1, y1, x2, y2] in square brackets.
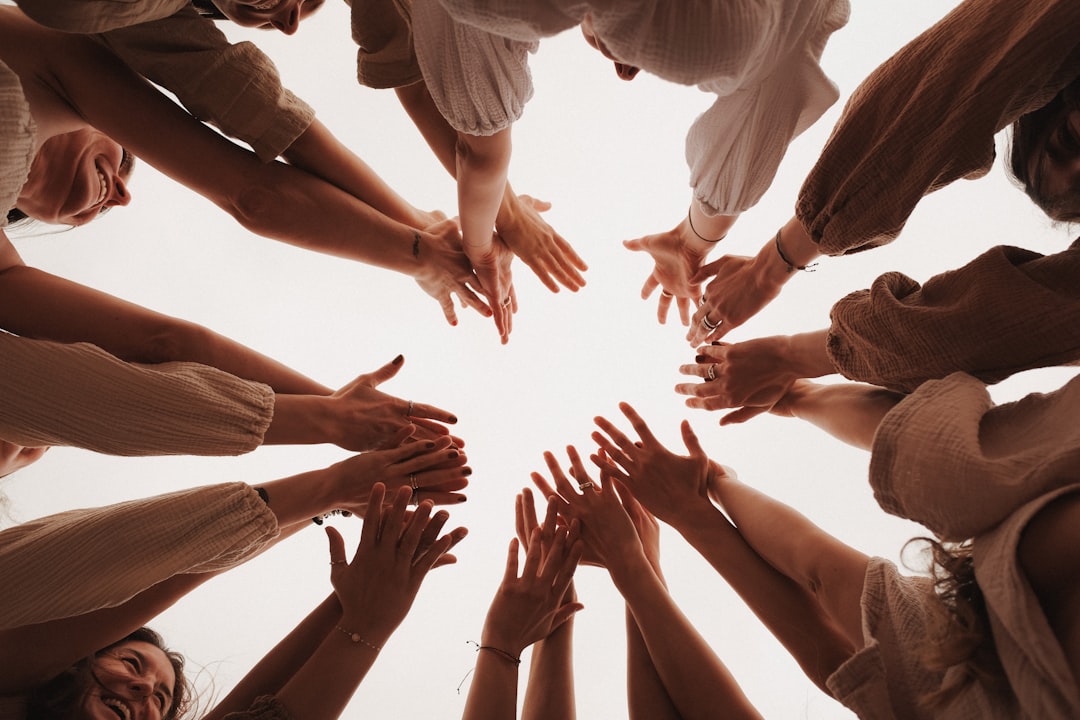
[5, 1, 1078, 717]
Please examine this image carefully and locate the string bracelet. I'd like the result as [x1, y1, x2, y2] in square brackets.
[468, 640, 520, 666]
[335, 626, 382, 651]
[773, 228, 818, 273]
[687, 206, 726, 243]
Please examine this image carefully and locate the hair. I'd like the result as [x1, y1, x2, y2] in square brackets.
[25, 627, 191, 720]
[906, 538, 1004, 710]
[1008, 74, 1080, 221]
[190, 0, 227, 20]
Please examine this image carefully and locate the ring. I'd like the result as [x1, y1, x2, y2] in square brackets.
[702, 314, 719, 330]
[330, 560, 346, 566]
[661, 290, 674, 298]
[699, 293, 706, 307]
[502, 296, 512, 307]
[409, 474, 419, 504]
[577, 481, 594, 491]
[406, 400, 414, 417]
[706, 363, 717, 381]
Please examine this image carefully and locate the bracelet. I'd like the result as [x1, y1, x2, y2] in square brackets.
[255, 487, 269, 505]
[687, 206, 726, 243]
[312, 509, 351, 525]
[473, 643, 520, 666]
[773, 228, 817, 273]
[335, 626, 382, 651]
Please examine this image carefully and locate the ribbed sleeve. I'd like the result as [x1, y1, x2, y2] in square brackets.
[0, 60, 35, 223]
[826, 242, 1080, 392]
[352, 0, 423, 89]
[0, 482, 279, 629]
[223, 696, 296, 720]
[0, 333, 274, 456]
[797, 0, 1080, 255]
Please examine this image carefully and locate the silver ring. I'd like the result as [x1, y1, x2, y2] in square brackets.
[699, 293, 706, 307]
[502, 296, 512, 307]
[406, 400, 414, 416]
[409, 474, 418, 491]
[706, 363, 717, 381]
[660, 290, 674, 298]
[577, 481, 594, 491]
[702, 314, 719, 330]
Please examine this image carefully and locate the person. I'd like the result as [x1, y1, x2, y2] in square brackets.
[2, 7, 490, 327]
[689, 0, 1080, 345]
[530, 452, 764, 720]
[460, 493, 583, 720]
[676, 239, 1080, 422]
[590, 401, 1080, 717]
[403, 0, 849, 334]
[0, 450, 467, 720]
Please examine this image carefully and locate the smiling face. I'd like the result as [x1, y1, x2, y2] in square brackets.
[210, 0, 324, 35]
[17, 129, 133, 226]
[81, 641, 177, 720]
[580, 14, 640, 81]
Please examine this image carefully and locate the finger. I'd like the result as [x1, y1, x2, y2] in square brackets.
[502, 537, 521, 583]
[326, 525, 348, 566]
[515, 493, 529, 548]
[592, 414, 639, 457]
[354, 355, 403, 389]
[640, 273, 659, 300]
[589, 450, 630, 483]
[530, 471, 559, 502]
[381, 484, 414, 542]
[565, 446, 595, 492]
[655, 291, 671, 325]
[679, 420, 707, 458]
[673, 380, 729, 401]
[618, 402, 659, 447]
[676, 295, 692, 327]
[405, 400, 458, 424]
[543, 451, 579, 503]
[360, 483, 387, 549]
[522, 527, 545, 578]
[623, 237, 646, 252]
[540, 496, 559, 548]
[455, 282, 491, 318]
[690, 257, 724, 284]
[399, 500, 435, 559]
[720, 405, 772, 425]
[589, 437, 632, 476]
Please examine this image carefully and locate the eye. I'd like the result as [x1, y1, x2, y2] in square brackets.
[154, 692, 167, 712]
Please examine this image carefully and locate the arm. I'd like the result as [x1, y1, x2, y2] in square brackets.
[769, 380, 905, 450]
[590, 405, 858, 689]
[539, 450, 761, 720]
[675, 329, 835, 424]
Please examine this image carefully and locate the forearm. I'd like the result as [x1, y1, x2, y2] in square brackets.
[456, 129, 511, 253]
[687, 200, 737, 247]
[282, 119, 430, 229]
[259, 467, 344, 528]
[626, 607, 681, 720]
[462, 652, 519, 720]
[610, 551, 761, 720]
[522, 616, 575, 720]
[777, 381, 905, 450]
[206, 593, 342, 720]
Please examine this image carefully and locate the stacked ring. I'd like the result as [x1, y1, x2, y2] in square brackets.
[706, 364, 717, 381]
[702, 315, 719, 330]
[578, 481, 594, 491]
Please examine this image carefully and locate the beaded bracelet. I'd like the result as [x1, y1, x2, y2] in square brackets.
[335, 626, 382, 651]
[687, 206, 726, 243]
[773, 228, 818, 273]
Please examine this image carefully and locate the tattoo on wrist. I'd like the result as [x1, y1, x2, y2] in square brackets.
[412, 232, 421, 259]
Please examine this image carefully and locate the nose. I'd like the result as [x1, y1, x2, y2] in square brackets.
[108, 176, 132, 208]
[614, 62, 640, 81]
[272, 5, 299, 34]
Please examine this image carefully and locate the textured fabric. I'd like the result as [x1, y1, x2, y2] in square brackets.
[223, 695, 297, 720]
[0, 60, 36, 225]
[0, 482, 279, 630]
[350, 0, 422, 89]
[413, 0, 849, 213]
[797, 0, 1080, 255]
[826, 241, 1080, 393]
[827, 559, 1017, 719]
[0, 333, 274, 456]
[16, 0, 315, 161]
[871, 371, 1080, 541]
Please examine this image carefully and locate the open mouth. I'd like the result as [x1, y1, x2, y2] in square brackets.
[247, 0, 282, 11]
[93, 162, 108, 208]
[101, 697, 133, 720]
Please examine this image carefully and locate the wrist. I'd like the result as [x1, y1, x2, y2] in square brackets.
[784, 329, 834, 378]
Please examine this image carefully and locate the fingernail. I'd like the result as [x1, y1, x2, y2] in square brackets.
[695, 354, 706, 363]
[425, 441, 436, 449]
[457, 496, 467, 503]
[463, 467, 473, 476]
[448, 415, 459, 423]
[711, 341, 723, 346]
[393, 354, 404, 365]
[447, 450, 459, 458]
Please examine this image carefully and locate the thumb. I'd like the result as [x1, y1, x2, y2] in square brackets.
[326, 526, 347, 567]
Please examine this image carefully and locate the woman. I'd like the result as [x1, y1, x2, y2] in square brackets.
[0, 446, 468, 719]
[590, 401, 1080, 717]
[405, 0, 849, 330]
[689, 0, 1080, 346]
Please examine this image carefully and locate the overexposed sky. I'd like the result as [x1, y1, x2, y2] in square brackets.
[5, 1, 1079, 718]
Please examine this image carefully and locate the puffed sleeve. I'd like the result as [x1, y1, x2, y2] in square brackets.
[412, 0, 535, 135]
[869, 372, 1080, 540]
[796, 0, 1080, 255]
[96, 5, 315, 161]
[351, 0, 423, 89]
[0, 333, 274, 456]
[826, 242, 1080, 392]
[0, 482, 279, 629]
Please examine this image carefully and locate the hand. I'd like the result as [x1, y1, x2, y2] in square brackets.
[534, 447, 642, 573]
[481, 503, 583, 656]
[0, 440, 48, 478]
[589, 403, 713, 528]
[623, 222, 709, 326]
[329, 436, 469, 516]
[688, 253, 781, 345]
[496, 194, 587, 293]
[610, 466, 663, 575]
[326, 355, 459, 450]
[517, 486, 601, 570]
[326, 484, 467, 643]
[413, 218, 493, 326]
[466, 234, 516, 344]
[675, 337, 800, 425]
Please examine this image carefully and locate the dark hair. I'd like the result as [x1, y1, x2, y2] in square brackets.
[1008, 74, 1080, 221]
[190, 0, 227, 20]
[25, 628, 191, 720]
[906, 538, 1004, 710]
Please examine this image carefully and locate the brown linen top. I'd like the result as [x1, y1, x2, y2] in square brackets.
[797, 0, 1080, 255]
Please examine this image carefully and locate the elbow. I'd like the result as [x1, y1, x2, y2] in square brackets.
[228, 181, 284, 237]
[454, 130, 511, 176]
[133, 321, 215, 366]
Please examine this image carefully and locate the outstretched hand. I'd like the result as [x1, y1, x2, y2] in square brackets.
[675, 338, 801, 425]
[326, 484, 467, 643]
[413, 218, 493, 327]
[624, 224, 707, 326]
[497, 194, 587, 293]
[0, 440, 47, 479]
[687, 254, 780, 345]
[328, 355, 459, 450]
[590, 403, 714, 527]
[465, 234, 517, 344]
